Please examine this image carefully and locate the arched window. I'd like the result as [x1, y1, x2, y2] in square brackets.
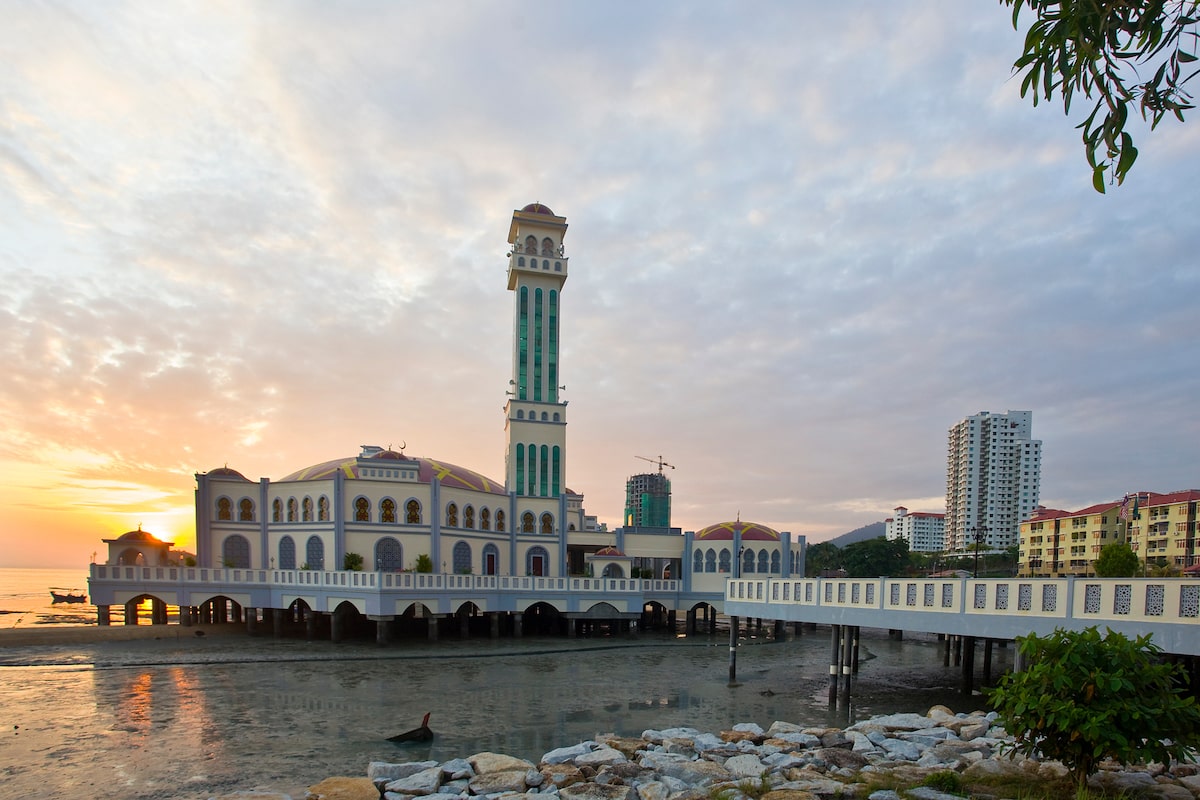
[540, 411, 548, 421]
[757, 550, 769, 574]
[464, 505, 474, 529]
[354, 497, 369, 522]
[527, 545, 549, 576]
[279, 535, 296, 570]
[375, 537, 402, 571]
[238, 498, 254, 521]
[480, 507, 491, 531]
[693, 550, 704, 574]
[719, 549, 731, 573]
[496, 510, 506, 532]
[525, 234, 537, 253]
[302, 497, 313, 522]
[770, 551, 781, 573]
[517, 256, 525, 266]
[522, 512, 535, 533]
[318, 496, 329, 521]
[272, 498, 282, 522]
[305, 536, 325, 570]
[217, 497, 232, 521]
[381, 498, 396, 523]
[287, 497, 298, 522]
[540, 513, 554, 534]
[517, 410, 524, 419]
[790, 550, 800, 573]
[406, 499, 421, 524]
[602, 563, 624, 579]
[222, 534, 250, 568]
[447, 503, 459, 527]
[705, 548, 717, 573]
[541, 237, 553, 255]
[553, 413, 560, 422]
[743, 548, 755, 575]
[482, 543, 499, 575]
[452, 541, 471, 574]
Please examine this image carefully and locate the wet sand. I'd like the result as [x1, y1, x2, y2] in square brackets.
[0, 622, 244, 648]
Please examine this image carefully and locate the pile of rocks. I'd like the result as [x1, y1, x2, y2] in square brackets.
[228, 705, 1200, 800]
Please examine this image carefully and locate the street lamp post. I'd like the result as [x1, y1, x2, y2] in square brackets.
[972, 526, 991, 578]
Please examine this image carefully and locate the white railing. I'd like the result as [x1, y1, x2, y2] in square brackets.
[89, 565, 681, 595]
[728, 576, 1200, 628]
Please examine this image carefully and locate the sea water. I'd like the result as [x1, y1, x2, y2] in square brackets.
[0, 567, 98, 629]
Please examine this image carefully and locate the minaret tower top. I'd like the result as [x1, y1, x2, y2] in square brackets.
[504, 203, 570, 498]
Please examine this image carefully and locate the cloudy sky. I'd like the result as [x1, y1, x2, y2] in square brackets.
[2, 2, 1196, 568]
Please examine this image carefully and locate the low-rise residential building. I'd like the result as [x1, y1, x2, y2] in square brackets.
[1126, 490, 1200, 570]
[1020, 501, 1122, 577]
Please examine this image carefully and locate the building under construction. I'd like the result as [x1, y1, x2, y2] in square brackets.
[625, 471, 672, 528]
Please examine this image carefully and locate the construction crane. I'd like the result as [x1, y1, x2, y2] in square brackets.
[635, 455, 675, 474]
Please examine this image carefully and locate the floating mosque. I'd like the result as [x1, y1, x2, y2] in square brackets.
[90, 203, 806, 638]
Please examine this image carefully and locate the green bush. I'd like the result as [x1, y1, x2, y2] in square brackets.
[987, 627, 1200, 787]
[414, 554, 433, 573]
[343, 552, 363, 571]
[920, 770, 963, 794]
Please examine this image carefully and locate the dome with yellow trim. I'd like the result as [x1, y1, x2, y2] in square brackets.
[695, 520, 780, 541]
[279, 453, 507, 496]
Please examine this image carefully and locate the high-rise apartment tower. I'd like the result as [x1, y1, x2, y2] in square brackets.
[945, 410, 1042, 552]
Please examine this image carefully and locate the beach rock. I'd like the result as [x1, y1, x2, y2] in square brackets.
[470, 751, 536, 774]
[544, 742, 597, 764]
[759, 790, 817, 800]
[560, 781, 637, 800]
[575, 746, 627, 768]
[306, 777, 377, 800]
[599, 736, 646, 759]
[370, 761, 440, 782]
[440, 758, 474, 780]
[634, 780, 669, 800]
[210, 793, 293, 800]
[468, 768, 532, 795]
[723, 753, 767, 778]
[542, 763, 587, 788]
[384, 765, 443, 796]
[645, 756, 732, 787]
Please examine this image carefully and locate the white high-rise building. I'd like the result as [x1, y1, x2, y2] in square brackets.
[885, 506, 945, 552]
[945, 410, 1042, 552]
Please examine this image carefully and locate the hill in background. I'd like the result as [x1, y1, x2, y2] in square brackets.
[821, 520, 886, 548]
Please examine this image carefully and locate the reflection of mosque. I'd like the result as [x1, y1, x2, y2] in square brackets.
[91, 204, 805, 638]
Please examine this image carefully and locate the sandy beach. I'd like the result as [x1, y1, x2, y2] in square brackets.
[0, 622, 245, 648]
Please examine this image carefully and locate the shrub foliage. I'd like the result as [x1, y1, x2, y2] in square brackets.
[988, 627, 1200, 786]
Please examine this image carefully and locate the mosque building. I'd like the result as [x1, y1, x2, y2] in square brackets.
[96, 203, 803, 632]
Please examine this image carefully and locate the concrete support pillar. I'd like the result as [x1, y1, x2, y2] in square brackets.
[97, 605, 111, 626]
[124, 599, 139, 625]
[513, 612, 523, 638]
[375, 617, 392, 646]
[489, 612, 500, 639]
[851, 625, 861, 675]
[331, 612, 344, 643]
[273, 608, 285, 637]
[828, 625, 841, 705]
[773, 619, 785, 639]
[685, 608, 696, 635]
[793, 621, 803, 636]
[668, 609, 677, 632]
[246, 608, 257, 635]
[232, 602, 243, 625]
[889, 628, 904, 640]
[727, 615, 739, 685]
[983, 638, 994, 683]
[180, 606, 193, 627]
[427, 616, 439, 642]
[459, 612, 469, 639]
[568, 619, 577, 637]
[840, 625, 854, 700]
[962, 635, 976, 694]
[305, 611, 318, 640]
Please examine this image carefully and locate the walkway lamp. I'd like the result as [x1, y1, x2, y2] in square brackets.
[972, 526, 991, 578]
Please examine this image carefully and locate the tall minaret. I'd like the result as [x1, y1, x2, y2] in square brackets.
[504, 203, 569, 498]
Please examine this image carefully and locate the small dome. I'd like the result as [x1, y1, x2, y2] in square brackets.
[595, 546, 625, 556]
[116, 528, 163, 543]
[695, 521, 781, 541]
[207, 466, 249, 480]
[521, 202, 555, 216]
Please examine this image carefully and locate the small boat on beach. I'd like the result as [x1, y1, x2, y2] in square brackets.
[387, 712, 433, 743]
[49, 588, 87, 604]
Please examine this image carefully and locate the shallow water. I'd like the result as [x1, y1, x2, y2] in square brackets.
[0, 629, 1007, 800]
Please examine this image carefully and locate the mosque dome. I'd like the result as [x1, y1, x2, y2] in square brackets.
[280, 454, 507, 495]
[206, 466, 249, 480]
[594, 545, 626, 556]
[521, 202, 555, 216]
[695, 520, 781, 541]
[113, 527, 163, 543]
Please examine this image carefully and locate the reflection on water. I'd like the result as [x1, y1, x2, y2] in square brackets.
[0, 631, 1009, 800]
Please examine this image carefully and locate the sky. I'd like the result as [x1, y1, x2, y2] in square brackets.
[2, 2, 1197, 568]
